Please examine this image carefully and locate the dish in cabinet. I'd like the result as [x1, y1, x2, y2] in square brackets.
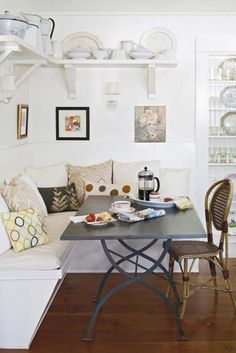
[220, 112, 236, 135]
[218, 58, 236, 80]
[220, 85, 236, 108]
[62, 31, 103, 54]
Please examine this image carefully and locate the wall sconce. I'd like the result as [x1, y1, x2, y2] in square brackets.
[104, 81, 120, 112]
[0, 75, 15, 104]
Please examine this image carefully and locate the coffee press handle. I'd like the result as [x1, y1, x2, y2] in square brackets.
[154, 177, 160, 192]
[48, 18, 55, 39]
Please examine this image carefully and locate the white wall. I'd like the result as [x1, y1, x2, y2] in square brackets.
[1, 9, 236, 271]
[0, 80, 33, 181]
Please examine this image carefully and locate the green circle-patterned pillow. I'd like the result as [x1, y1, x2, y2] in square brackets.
[0, 208, 48, 253]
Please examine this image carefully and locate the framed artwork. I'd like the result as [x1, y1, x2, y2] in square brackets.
[56, 107, 90, 140]
[17, 104, 29, 139]
[135, 106, 166, 143]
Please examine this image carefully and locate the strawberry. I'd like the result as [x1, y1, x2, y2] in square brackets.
[86, 213, 96, 222]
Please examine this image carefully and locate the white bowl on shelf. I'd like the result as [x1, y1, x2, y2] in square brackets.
[67, 48, 91, 59]
[129, 48, 155, 60]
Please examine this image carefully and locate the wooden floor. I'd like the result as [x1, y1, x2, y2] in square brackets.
[3, 260, 236, 353]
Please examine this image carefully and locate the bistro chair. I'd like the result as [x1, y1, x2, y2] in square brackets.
[166, 179, 236, 319]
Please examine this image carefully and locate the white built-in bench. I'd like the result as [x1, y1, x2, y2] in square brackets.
[0, 211, 77, 349]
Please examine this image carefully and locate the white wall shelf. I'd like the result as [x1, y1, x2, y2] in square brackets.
[0, 35, 177, 100]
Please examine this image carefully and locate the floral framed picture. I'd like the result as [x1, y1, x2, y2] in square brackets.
[17, 104, 29, 139]
[135, 106, 166, 143]
[56, 107, 90, 140]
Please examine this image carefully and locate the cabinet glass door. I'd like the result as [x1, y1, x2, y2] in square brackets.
[208, 55, 236, 234]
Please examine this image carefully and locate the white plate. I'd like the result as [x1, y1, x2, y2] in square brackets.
[109, 207, 136, 214]
[220, 112, 236, 135]
[130, 196, 176, 208]
[218, 58, 236, 80]
[220, 86, 236, 108]
[62, 31, 103, 54]
[139, 27, 177, 57]
[84, 217, 116, 226]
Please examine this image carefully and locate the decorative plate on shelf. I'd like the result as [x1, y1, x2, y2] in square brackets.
[62, 31, 103, 54]
[220, 112, 236, 135]
[218, 58, 236, 80]
[139, 27, 177, 58]
[220, 85, 236, 108]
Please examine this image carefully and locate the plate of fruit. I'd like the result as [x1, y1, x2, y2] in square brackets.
[84, 212, 117, 226]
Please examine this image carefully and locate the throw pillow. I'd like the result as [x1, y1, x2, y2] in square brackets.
[38, 184, 79, 213]
[67, 160, 113, 206]
[0, 178, 47, 221]
[85, 181, 137, 198]
[159, 168, 190, 197]
[113, 160, 160, 184]
[24, 162, 68, 187]
[0, 194, 11, 254]
[0, 208, 48, 253]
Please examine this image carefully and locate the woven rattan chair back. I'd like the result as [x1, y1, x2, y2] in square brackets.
[167, 179, 235, 319]
[205, 179, 233, 247]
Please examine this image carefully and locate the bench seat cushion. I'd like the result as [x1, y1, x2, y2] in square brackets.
[0, 211, 75, 271]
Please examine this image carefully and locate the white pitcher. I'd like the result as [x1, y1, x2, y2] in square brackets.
[120, 40, 138, 53]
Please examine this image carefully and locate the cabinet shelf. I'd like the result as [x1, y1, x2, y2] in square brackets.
[0, 35, 177, 100]
[209, 163, 236, 166]
[209, 79, 236, 84]
[209, 108, 236, 112]
[209, 135, 236, 139]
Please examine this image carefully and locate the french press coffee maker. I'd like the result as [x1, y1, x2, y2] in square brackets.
[138, 166, 160, 201]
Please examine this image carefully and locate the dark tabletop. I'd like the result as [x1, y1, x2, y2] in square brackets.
[60, 195, 206, 241]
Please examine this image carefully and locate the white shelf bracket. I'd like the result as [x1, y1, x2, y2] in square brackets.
[0, 49, 15, 65]
[14, 60, 46, 89]
[148, 64, 156, 99]
[64, 64, 77, 99]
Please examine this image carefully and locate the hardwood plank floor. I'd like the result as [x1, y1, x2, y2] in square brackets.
[2, 259, 236, 353]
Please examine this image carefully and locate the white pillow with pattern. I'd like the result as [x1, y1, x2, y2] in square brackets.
[67, 160, 113, 206]
[85, 181, 137, 198]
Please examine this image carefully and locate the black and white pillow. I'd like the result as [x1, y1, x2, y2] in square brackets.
[38, 183, 79, 213]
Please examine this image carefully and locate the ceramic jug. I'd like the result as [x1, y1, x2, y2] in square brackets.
[120, 40, 138, 53]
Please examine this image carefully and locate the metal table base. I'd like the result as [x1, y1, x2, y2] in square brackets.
[82, 238, 188, 342]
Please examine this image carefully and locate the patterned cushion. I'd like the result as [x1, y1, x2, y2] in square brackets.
[67, 160, 113, 206]
[38, 184, 79, 213]
[0, 194, 11, 254]
[85, 181, 137, 198]
[0, 208, 48, 253]
[0, 178, 47, 221]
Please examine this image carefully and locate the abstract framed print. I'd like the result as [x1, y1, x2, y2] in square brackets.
[56, 107, 90, 140]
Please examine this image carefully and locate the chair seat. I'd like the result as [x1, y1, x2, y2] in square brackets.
[168, 240, 219, 261]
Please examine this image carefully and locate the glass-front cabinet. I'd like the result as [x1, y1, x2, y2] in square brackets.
[196, 37, 236, 252]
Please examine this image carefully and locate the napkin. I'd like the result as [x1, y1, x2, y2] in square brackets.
[118, 208, 166, 223]
[70, 215, 86, 223]
[174, 198, 193, 210]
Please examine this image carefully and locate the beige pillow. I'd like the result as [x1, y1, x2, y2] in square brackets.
[159, 168, 190, 197]
[113, 160, 160, 184]
[0, 178, 47, 221]
[67, 160, 113, 206]
[24, 162, 68, 187]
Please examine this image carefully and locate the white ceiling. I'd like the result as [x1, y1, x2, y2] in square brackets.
[2, 0, 236, 13]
